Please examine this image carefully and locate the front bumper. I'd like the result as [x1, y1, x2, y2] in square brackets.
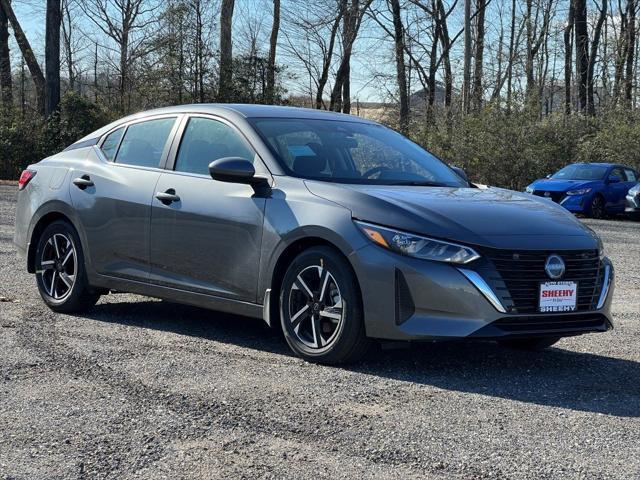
[351, 245, 614, 341]
[559, 193, 590, 213]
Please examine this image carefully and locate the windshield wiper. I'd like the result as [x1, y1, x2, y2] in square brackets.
[386, 180, 451, 187]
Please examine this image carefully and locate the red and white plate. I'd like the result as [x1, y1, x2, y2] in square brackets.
[539, 281, 578, 313]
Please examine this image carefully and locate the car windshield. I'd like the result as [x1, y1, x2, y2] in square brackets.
[552, 164, 608, 180]
[250, 118, 465, 186]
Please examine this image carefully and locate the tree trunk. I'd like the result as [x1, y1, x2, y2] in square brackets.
[462, 0, 472, 113]
[506, 0, 515, 112]
[472, 0, 486, 111]
[0, 0, 45, 114]
[389, 0, 409, 132]
[586, 0, 606, 114]
[0, 0, 11, 108]
[315, 10, 342, 109]
[266, 0, 280, 104]
[574, 0, 589, 113]
[435, 0, 453, 108]
[45, 0, 62, 117]
[625, 0, 635, 104]
[218, 0, 235, 102]
[119, 28, 129, 112]
[564, 0, 575, 114]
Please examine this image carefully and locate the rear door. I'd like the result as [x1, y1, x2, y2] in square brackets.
[149, 115, 268, 302]
[70, 115, 180, 281]
[606, 166, 629, 212]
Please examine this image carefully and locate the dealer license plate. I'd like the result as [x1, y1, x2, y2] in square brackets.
[539, 281, 578, 313]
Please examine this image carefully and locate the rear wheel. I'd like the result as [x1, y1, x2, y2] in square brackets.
[35, 221, 100, 313]
[588, 195, 605, 219]
[498, 337, 560, 351]
[279, 246, 370, 364]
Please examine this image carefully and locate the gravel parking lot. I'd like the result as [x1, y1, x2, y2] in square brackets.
[1, 183, 639, 479]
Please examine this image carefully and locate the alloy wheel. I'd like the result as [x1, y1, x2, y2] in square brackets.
[287, 264, 344, 349]
[591, 196, 604, 219]
[38, 233, 77, 301]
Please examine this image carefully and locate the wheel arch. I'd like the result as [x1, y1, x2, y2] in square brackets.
[267, 236, 362, 330]
[27, 208, 83, 273]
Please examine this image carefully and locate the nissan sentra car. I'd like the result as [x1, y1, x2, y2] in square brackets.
[13, 105, 614, 363]
[525, 163, 639, 218]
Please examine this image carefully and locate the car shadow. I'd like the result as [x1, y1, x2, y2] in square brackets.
[84, 299, 640, 418]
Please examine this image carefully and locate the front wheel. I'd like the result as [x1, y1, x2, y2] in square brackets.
[35, 221, 100, 313]
[498, 337, 560, 351]
[279, 246, 370, 364]
[588, 195, 605, 219]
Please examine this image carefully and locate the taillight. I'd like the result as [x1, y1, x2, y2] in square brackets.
[18, 169, 37, 190]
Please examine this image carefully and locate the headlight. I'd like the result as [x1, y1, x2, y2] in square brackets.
[566, 188, 592, 196]
[630, 184, 640, 195]
[355, 221, 481, 264]
[525, 186, 534, 194]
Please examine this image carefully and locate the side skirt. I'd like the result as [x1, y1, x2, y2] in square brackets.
[89, 273, 264, 319]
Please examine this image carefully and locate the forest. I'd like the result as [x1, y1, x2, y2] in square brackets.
[0, 0, 639, 190]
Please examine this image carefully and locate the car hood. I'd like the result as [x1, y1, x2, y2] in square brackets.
[304, 182, 599, 250]
[528, 178, 599, 192]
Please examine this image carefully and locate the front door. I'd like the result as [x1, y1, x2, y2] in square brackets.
[149, 115, 267, 303]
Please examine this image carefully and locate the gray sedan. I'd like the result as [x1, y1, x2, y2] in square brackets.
[13, 104, 614, 363]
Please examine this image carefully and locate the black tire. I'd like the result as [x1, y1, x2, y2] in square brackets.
[588, 195, 606, 219]
[34, 220, 100, 313]
[498, 336, 561, 351]
[279, 246, 370, 364]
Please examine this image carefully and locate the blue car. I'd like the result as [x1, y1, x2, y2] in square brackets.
[525, 163, 639, 218]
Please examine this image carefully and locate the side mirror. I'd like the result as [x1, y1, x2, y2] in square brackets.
[546, 174, 552, 179]
[451, 166, 468, 182]
[209, 157, 269, 187]
[608, 175, 621, 184]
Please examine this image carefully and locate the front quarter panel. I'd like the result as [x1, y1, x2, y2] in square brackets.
[258, 176, 366, 297]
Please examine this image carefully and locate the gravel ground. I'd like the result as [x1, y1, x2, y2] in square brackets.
[1, 183, 639, 480]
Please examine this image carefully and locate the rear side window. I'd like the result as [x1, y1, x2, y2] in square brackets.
[625, 168, 637, 182]
[101, 127, 124, 161]
[114, 117, 176, 168]
[174, 117, 255, 175]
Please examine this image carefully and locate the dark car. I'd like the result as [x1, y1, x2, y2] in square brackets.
[13, 105, 615, 364]
[525, 163, 639, 218]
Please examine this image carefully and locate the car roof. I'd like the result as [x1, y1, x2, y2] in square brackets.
[70, 103, 378, 148]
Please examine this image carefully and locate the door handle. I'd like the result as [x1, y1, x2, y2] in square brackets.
[155, 189, 180, 205]
[73, 175, 94, 189]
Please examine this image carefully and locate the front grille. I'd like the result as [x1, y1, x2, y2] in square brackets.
[533, 190, 565, 203]
[473, 248, 605, 314]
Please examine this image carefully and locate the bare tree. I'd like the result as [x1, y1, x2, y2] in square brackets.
[218, 0, 235, 101]
[564, 0, 575, 113]
[472, 0, 486, 110]
[266, 0, 280, 103]
[0, 0, 11, 108]
[389, 0, 409, 132]
[329, 0, 373, 113]
[82, 0, 161, 112]
[45, 0, 62, 116]
[0, 0, 46, 113]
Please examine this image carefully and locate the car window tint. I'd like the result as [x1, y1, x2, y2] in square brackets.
[114, 117, 176, 168]
[610, 168, 626, 181]
[175, 117, 255, 175]
[101, 127, 125, 162]
[624, 169, 637, 182]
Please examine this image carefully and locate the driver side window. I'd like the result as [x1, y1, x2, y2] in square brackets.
[174, 117, 255, 175]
